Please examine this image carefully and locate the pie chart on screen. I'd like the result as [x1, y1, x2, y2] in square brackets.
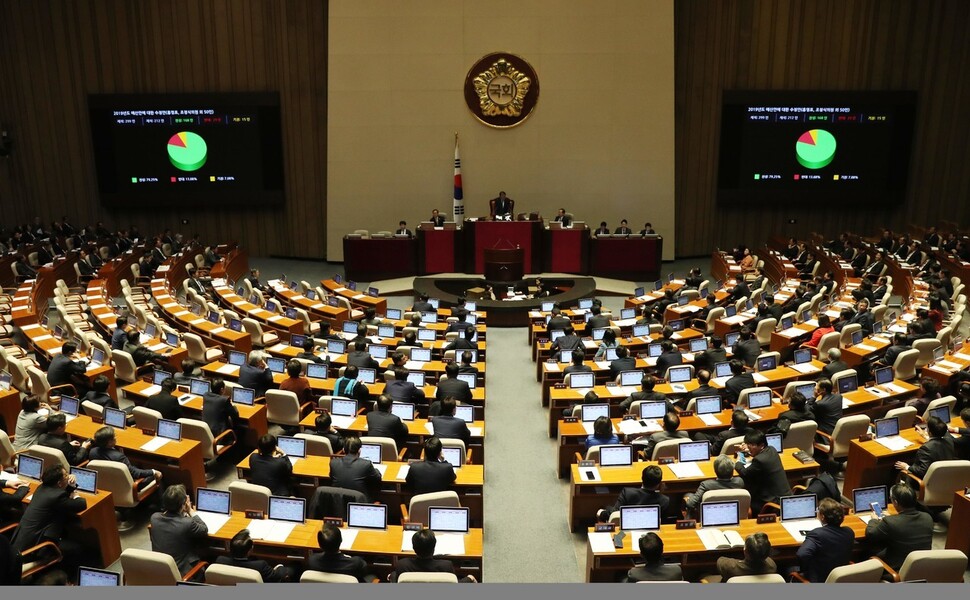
[795, 129, 836, 169]
[167, 131, 208, 171]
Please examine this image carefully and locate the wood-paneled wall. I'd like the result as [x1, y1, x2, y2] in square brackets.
[675, 0, 970, 257]
[0, 0, 327, 258]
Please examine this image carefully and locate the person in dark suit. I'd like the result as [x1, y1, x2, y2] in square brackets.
[546, 307, 571, 331]
[310, 412, 345, 453]
[442, 325, 477, 352]
[553, 208, 573, 226]
[625, 532, 683, 582]
[385, 367, 427, 404]
[395, 220, 413, 238]
[681, 369, 717, 406]
[594, 221, 610, 236]
[861, 251, 886, 280]
[412, 293, 434, 313]
[457, 350, 479, 376]
[614, 219, 633, 235]
[795, 497, 854, 582]
[36, 413, 91, 466]
[215, 529, 288, 582]
[847, 298, 875, 335]
[949, 408, 970, 460]
[563, 347, 593, 377]
[732, 327, 761, 367]
[684, 455, 745, 517]
[697, 410, 750, 455]
[599, 465, 674, 522]
[202, 378, 238, 437]
[809, 378, 842, 436]
[820, 348, 849, 380]
[295, 336, 327, 365]
[367, 394, 409, 448]
[586, 305, 610, 330]
[406, 437, 457, 495]
[729, 277, 751, 302]
[46, 341, 88, 392]
[865, 483, 933, 571]
[329, 436, 382, 501]
[693, 337, 728, 374]
[550, 324, 583, 359]
[776, 392, 815, 436]
[248, 434, 293, 496]
[431, 397, 471, 444]
[735, 430, 791, 515]
[491, 191, 513, 220]
[895, 415, 955, 480]
[149, 484, 208, 577]
[89, 426, 162, 487]
[239, 351, 275, 399]
[110, 316, 129, 351]
[123, 330, 166, 368]
[655, 341, 684, 378]
[608, 345, 637, 380]
[429, 209, 446, 227]
[716, 533, 777, 581]
[435, 363, 472, 404]
[308, 524, 377, 581]
[146, 377, 184, 421]
[10, 464, 86, 564]
[636, 411, 689, 460]
[389, 528, 477, 582]
[723, 359, 755, 406]
[619, 375, 672, 413]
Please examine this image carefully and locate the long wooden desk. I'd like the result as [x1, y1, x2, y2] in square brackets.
[946, 490, 970, 555]
[210, 281, 303, 335]
[152, 276, 252, 354]
[265, 279, 350, 329]
[321, 279, 388, 315]
[843, 426, 927, 493]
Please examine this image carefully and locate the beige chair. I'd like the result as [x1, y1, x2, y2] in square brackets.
[839, 323, 862, 348]
[695, 307, 725, 334]
[26, 365, 76, 401]
[25, 445, 70, 471]
[815, 415, 870, 460]
[813, 331, 841, 359]
[132, 406, 163, 431]
[178, 418, 236, 479]
[401, 491, 461, 525]
[650, 439, 687, 462]
[183, 332, 224, 364]
[5, 357, 30, 393]
[913, 338, 942, 369]
[296, 432, 334, 456]
[784, 420, 818, 454]
[439, 438, 471, 465]
[936, 325, 953, 350]
[205, 563, 264, 584]
[903, 459, 970, 509]
[719, 435, 746, 456]
[360, 436, 407, 462]
[265, 389, 311, 429]
[780, 381, 814, 402]
[293, 307, 320, 335]
[754, 318, 776, 347]
[0, 521, 64, 580]
[809, 558, 885, 583]
[87, 460, 159, 531]
[892, 348, 920, 380]
[242, 318, 279, 348]
[884, 406, 918, 430]
[397, 572, 459, 583]
[701, 488, 751, 520]
[875, 549, 968, 583]
[725, 574, 785, 583]
[120, 548, 206, 585]
[228, 480, 271, 513]
[0, 430, 17, 469]
[922, 395, 957, 422]
[81, 400, 105, 419]
[737, 386, 772, 408]
[112, 349, 148, 384]
[301, 571, 358, 583]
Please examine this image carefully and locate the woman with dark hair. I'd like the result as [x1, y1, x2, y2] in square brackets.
[585, 416, 620, 451]
[594, 329, 619, 360]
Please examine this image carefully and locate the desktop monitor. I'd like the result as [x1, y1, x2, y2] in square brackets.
[765, 432, 784, 452]
[228, 318, 242, 332]
[454, 405, 475, 423]
[196, 488, 231, 515]
[290, 334, 307, 348]
[306, 364, 328, 380]
[347, 503, 388, 530]
[667, 366, 692, 384]
[411, 347, 432, 362]
[853, 486, 888, 514]
[428, 506, 470, 533]
[837, 374, 858, 393]
[793, 348, 812, 365]
[231, 387, 256, 405]
[678, 441, 711, 463]
[391, 402, 415, 421]
[347, 281, 357, 292]
[874, 366, 894, 385]
[640, 401, 667, 420]
[78, 567, 121, 587]
[780, 494, 818, 522]
[700, 500, 741, 528]
[368, 287, 379, 297]
[647, 343, 663, 358]
[714, 361, 733, 378]
[620, 505, 660, 531]
[359, 443, 382, 464]
[277, 436, 306, 458]
[17, 454, 43, 480]
[190, 378, 211, 396]
[689, 338, 709, 353]
[569, 372, 594, 389]
[327, 339, 348, 355]
[266, 357, 286, 374]
[746, 389, 773, 409]
[305, 290, 317, 300]
[620, 370, 642, 387]
[268, 496, 306, 524]
[285, 308, 298, 320]
[157, 419, 182, 441]
[369, 344, 388, 360]
[331, 398, 357, 418]
[758, 355, 778, 371]
[70, 466, 98, 494]
[581, 403, 611, 422]
[456, 373, 477, 389]
[874, 417, 900, 438]
[104, 407, 126, 429]
[406, 372, 426, 387]
[695, 396, 722, 415]
[228, 350, 246, 366]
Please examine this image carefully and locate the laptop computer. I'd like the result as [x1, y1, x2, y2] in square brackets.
[59, 395, 79, 420]
[306, 363, 328, 380]
[780, 316, 794, 331]
[228, 350, 246, 366]
[632, 324, 650, 337]
[0, 370, 10, 391]
[357, 368, 377, 384]
[837, 373, 858, 393]
[378, 324, 396, 338]
[647, 343, 663, 358]
[550, 330, 565, 342]
[621, 308, 636, 320]
[667, 366, 692, 384]
[89, 347, 106, 368]
[581, 403, 610, 422]
[421, 312, 438, 324]
[874, 416, 900, 438]
[190, 378, 211, 396]
[196, 488, 231, 516]
[569, 372, 595, 389]
[620, 505, 660, 531]
[327, 339, 348, 355]
[873, 366, 894, 386]
[104, 407, 127, 429]
[695, 396, 722, 415]
[604, 348, 619, 361]
[290, 333, 307, 348]
[928, 405, 950, 423]
[70, 466, 98, 494]
[428, 506, 470, 533]
[157, 419, 182, 441]
[347, 502, 388, 529]
[342, 321, 358, 334]
[456, 373, 477, 389]
[668, 319, 685, 332]
[17, 454, 43, 480]
[441, 446, 463, 468]
[359, 443, 382, 464]
[386, 308, 402, 320]
[793, 347, 812, 365]
[690, 338, 709, 353]
[852, 485, 888, 514]
[417, 328, 436, 342]
[713, 361, 732, 378]
[724, 331, 740, 348]
[700, 500, 741, 528]
[266, 357, 286, 374]
[745, 389, 773, 409]
[757, 354, 778, 371]
[640, 401, 667, 420]
[620, 370, 642, 387]
[765, 432, 784, 452]
[411, 347, 432, 362]
[454, 405, 475, 424]
[369, 345, 388, 360]
[591, 327, 607, 341]
[677, 441, 711, 463]
[578, 298, 594, 310]
[329, 398, 358, 428]
[228, 318, 243, 332]
[277, 436, 307, 461]
[391, 402, 415, 421]
[268, 495, 306, 524]
[780, 494, 818, 522]
[231, 387, 256, 406]
[598, 445, 633, 467]
[78, 567, 120, 587]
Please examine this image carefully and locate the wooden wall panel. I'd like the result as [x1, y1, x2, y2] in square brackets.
[675, 0, 970, 257]
[0, 0, 327, 259]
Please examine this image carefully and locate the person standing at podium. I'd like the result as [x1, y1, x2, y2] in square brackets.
[491, 191, 514, 220]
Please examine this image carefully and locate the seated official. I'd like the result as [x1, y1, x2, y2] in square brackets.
[693, 336, 727, 373]
[593, 328, 619, 360]
[202, 378, 239, 437]
[625, 532, 683, 582]
[895, 415, 955, 480]
[585, 416, 620, 451]
[83, 374, 118, 410]
[949, 408, 970, 460]
[396, 330, 422, 349]
[655, 340, 684, 378]
[280, 359, 313, 405]
[47, 341, 89, 394]
[684, 455, 744, 517]
[388, 528, 477, 582]
[436, 363, 472, 404]
[386, 367, 427, 405]
[329, 436, 382, 501]
[715, 533, 776, 581]
[14, 395, 50, 451]
[310, 412, 345, 453]
[614, 219, 633, 235]
[809, 378, 842, 437]
[820, 348, 849, 380]
[332, 365, 373, 405]
[457, 350, 479, 376]
[735, 430, 790, 515]
[608, 346, 637, 380]
[696, 410, 750, 456]
[776, 392, 814, 437]
[563, 347, 593, 376]
[347, 340, 380, 370]
[599, 465, 675, 523]
[11, 465, 87, 578]
[795, 498, 854, 582]
[308, 524, 377, 582]
[37, 413, 91, 466]
[215, 529, 289, 582]
[722, 359, 755, 406]
[296, 336, 327, 364]
[443, 326, 477, 352]
[620, 375, 673, 413]
[150, 484, 208, 578]
[248, 434, 293, 497]
[732, 327, 761, 367]
[405, 437, 457, 495]
[173, 359, 200, 387]
[430, 397, 471, 444]
[240, 351, 275, 398]
[89, 426, 162, 488]
[636, 411, 689, 459]
[110, 316, 129, 351]
[146, 377, 184, 422]
[865, 483, 933, 572]
[367, 394, 409, 449]
[123, 330, 167, 368]
[429, 209, 446, 227]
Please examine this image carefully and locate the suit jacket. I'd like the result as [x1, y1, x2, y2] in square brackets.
[110, 327, 128, 350]
[202, 391, 239, 436]
[865, 508, 933, 570]
[639, 430, 689, 460]
[809, 393, 842, 435]
[563, 364, 593, 376]
[405, 458, 457, 495]
[88, 446, 155, 480]
[609, 357, 637, 380]
[239, 364, 274, 398]
[430, 215, 446, 227]
[684, 476, 745, 513]
[392, 556, 462, 581]
[626, 562, 683, 582]
[954, 426, 970, 460]
[821, 360, 849, 380]
[307, 551, 372, 582]
[214, 555, 285, 582]
[735, 446, 791, 512]
[385, 379, 426, 403]
[146, 392, 184, 421]
[796, 523, 854, 582]
[693, 348, 728, 372]
[551, 334, 583, 354]
[436, 377, 472, 403]
[11, 483, 86, 552]
[685, 384, 719, 403]
[412, 300, 434, 312]
[366, 410, 409, 448]
[248, 453, 293, 496]
[329, 455, 382, 500]
[587, 314, 611, 330]
[908, 435, 956, 479]
[656, 351, 684, 377]
[882, 344, 910, 367]
[431, 414, 471, 444]
[36, 432, 88, 466]
[717, 556, 778, 580]
[46, 354, 85, 387]
[443, 338, 476, 351]
[149, 512, 208, 576]
[547, 316, 571, 331]
[609, 488, 673, 521]
[849, 310, 875, 335]
[733, 339, 762, 367]
[731, 281, 751, 301]
[723, 373, 755, 405]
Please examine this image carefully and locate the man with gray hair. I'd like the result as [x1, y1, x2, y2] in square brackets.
[683, 454, 745, 517]
[150, 484, 208, 577]
[716, 532, 777, 581]
[821, 348, 848, 380]
[239, 350, 274, 398]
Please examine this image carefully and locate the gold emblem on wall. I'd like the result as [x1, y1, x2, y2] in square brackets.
[464, 53, 539, 128]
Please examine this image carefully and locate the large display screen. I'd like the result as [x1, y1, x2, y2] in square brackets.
[717, 91, 916, 203]
[89, 93, 284, 206]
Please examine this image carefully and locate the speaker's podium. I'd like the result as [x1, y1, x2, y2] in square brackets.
[484, 246, 524, 282]
[417, 222, 460, 275]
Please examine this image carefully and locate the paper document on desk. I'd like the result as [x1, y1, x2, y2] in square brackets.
[882, 383, 908, 394]
[841, 398, 855, 409]
[614, 318, 637, 328]
[404, 361, 426, 370]
[267, 315, 284, 322]
[401, 530, 417, 552]
[210, 326, 226, 334]
[594, 361, 611, 370]
[33, 334, 52, 342]
[865, 387, 889, 397]
[752, 373, 768, 383]
[953, 352, 970, 362]
[668, 462, 704, 479]
[216, 364, 238, 375]
[581, 422, 597, 435]
[247, 520, 296, 543]
[395, 465, 410, 481]
[141, 384, 162, 397]
[804, 319, 819, 327]
[935, 360, 963, 371]
[0, 471, 22, 483]
[140, 437, 170, 452]
[856, 514, 874, 525]
[433, 533, 465, 556]
[699, 414, 722, 426]
[268, 343, 288, 353]
[469, 427, 482, 437]
[874, 436, 913, 451]
[617, 419, 661, 435]
[331, 415, 356, 429]
[615, 386, 638, 396]
[671, 332, 683, 340]
[336, 528, 359, 550]
[196, 511, 231, 534]
[743, 410, 762, 422]
[374, 464, 387, 476]
[544, 363, 561, 372]
[790, 363, 819, 374]
[782, 519, 823, 543]
[854, 344, 878, 353]
[587, 532, 616, 554]
[148, 343, 168, 352]
[711, 376, 729, 387]
[576, 389, 591, 398]
[780, 327, 805, 337]
[311, 303, 326, 310]
[333, 287, 347, 293]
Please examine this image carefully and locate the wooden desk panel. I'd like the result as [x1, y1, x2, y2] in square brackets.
[946, 490, 970, 555]
[843, 427, 926, 493]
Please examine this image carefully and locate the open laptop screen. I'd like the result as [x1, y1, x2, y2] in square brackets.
[78, 567, 120, 587]
[196, 488, 231, 515]
[620, 505, 660, 531]
[780, 494, 818, 522]
[853, 485, 888, 514]
[695, 396, 722, 415]
[231, 387, 255, 405]
[746, 389, 772, 409]
[70, 466, 97, 493]
[268, 495, 306, 523]
[598, 445, 633, 467]
[347, 502, 388, 529]
[700, 500, 740, 528]
[428, 506, 470, 533]
[677, 441, 710, 463]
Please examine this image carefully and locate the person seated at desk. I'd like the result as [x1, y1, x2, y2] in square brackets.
[619, 375, 672, 413]
[436, 362, 472, 405]
[846, 298, 875, 335]
[280, 359, 313, 405]
[333, 365, 372, 406]
[457, 350, 479, 376]
[490, 191, 514, 220]
[597, 465, 674, 523]
[895, 414, 955, 481]
[697, 410, 750, 455]
[37, 413, 91, 466]
[734, 430, 790, 515]
[110, 316, 129, 351]
[14, 395, 50, 451]
[215, 529, 289, 582]
[13, 254, 37, 279]
[173, 359, 201, 386]
[809, 378, 842, 437]
[795, 497, 854, 582]
[11, 464, 87, 580]
[367, 394, 409, 448]
[47, 341, 90, 396]
[329, 436, 382, 501]
[203, 245, 220, 268]
[240, 351, 275, 399]
[650, 289, 677, 321]
[639, 222, 656, 236]
[608, 346, 637, 380]
[722, 360, 755, 406]
[313, 321, 343, 344]
[614, 220, 633, 235]
[396, 331, 423, 350]
[693, 337, 727, 374]
[202, 378, 239, 438]
[684, 455, 744, 518]
[80, 377, 116, 413]
[586, 416, 620, 452]
[395, 220, 413, 238]
[389, 528, 478, 582]
[310, 412, 345, 453]
[949, 408, 970, 460]
[776, 392, 814, 437]
[406, 436, 457, 495]
[123, 330, 167, 368]
[728, 275, 750, 302]
[625, 532, 683, 582]
[89, 426, 162, 489]
[443, 326, 477, 352]
[429, 209, 446, 227]
[146, 377, 184, 422]
[150, 484, 208, 578]
[308, 524, 377, 582]
[731, 327, 760, 368]
[554, 208, 572, 227]
[655, 341, 683, 378]
[385, 367, 427, 406]
[592, 329, 619, 360]
[248, 433, 293, 497]
[412, 293, 434, 313]
[430, 397, 471, 444]
[819, 348, 848, 380]
[563, 347, 592, 377]
[738, 247, 755, 271]
[715, 532, 777, 581]
[347, 340, 380, 370]
[550, 325, 582, 361]
[679, 369, 717, 409]
[635, 411, 689, 459]
[246, 268, 267, 293]
[803, 314, 834, 349]
[865, 483, 933, 573]
[546, 306, 571, 331]
[594, 221, 610, 236]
